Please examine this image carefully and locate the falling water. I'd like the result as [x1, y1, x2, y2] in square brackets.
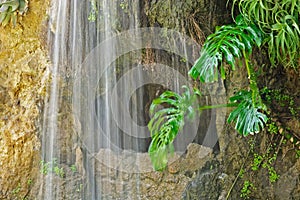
[41, 0, 213, 199]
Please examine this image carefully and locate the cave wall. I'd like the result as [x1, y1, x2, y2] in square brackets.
[0, 0, 50, 199]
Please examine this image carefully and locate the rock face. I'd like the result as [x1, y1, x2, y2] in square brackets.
[89, 143, 213, 200]
[0, 0, 50, 199]
[26, 143, 213, 200]
[1, 0, 299, 199]
[183, 139, 300, 200]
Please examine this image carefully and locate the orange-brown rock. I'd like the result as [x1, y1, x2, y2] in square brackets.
[0, 0, 50, 199]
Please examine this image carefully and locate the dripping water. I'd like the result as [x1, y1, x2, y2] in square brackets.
[40, 0, 212, 199]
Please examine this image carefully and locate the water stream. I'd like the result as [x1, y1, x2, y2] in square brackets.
[41, 0, 215, 199]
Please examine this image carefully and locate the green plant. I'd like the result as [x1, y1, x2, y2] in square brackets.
[240, 180, 255, 199]
[27, 179, 32, 186]
[265, 164, 279, 183]
[262, 88, 299, 118]
[40, 158, 65, 178]
[296, 150, 300, 159]
[189, 15, 262, 82]
[227, 90, 267, 136]
[148, 1, 299, 171]
[12, 183, 21, 195]
[232, 0, 300, 68]
[148, 86, 200, 170]
[88, 0, 98, 22]
[40, 160, 50, 175]
[262, 151, 280, 183]
[53, 166, 65, 178]
[70, 164, 77, 173]
[189, 14, 268, 137]
[0, 0, 28, 26]
[251, 145, 280, 183]
[267, 122, 279, 135]
[120, 0, 128, 11]
[251, 153, 263, 171]
[148, 15, 268, 170]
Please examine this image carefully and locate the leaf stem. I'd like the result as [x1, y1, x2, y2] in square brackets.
[241, 44, 261, 107]
[198, 103, 238, 111]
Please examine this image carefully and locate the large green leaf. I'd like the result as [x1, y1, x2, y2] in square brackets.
[189, 15, 263, 83]
[148, 86, 200, 170]
[227, 90, 268, 136]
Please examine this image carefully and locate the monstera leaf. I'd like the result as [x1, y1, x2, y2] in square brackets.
[148, 86, 200, 170]
[227, 90, 268, 136]
[189, 15, 263, 82]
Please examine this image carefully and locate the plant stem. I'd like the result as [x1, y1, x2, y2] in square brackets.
[241, 48, 261, 107]
[198, 103, 238, 111]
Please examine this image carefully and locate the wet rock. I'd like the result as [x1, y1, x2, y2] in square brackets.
[182, 161, 230, 200]
[275, 159, 300, 199]
[82, 143, 210, 199]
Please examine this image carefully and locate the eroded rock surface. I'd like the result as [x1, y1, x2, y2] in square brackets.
[0, 0, 50, 199]
[89, 143, 213, 199]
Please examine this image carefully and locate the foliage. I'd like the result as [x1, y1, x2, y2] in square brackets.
[148, 15, 268, 170]
[251, 153, 263, 171]
[12, 183, 21, 195]
[40, 160, 50, 175]
[189, 15, 268, 136]
[0, 0, 28, 26]
[251, 143, 280, 182]
[262, 88, 300, 155]
[120, 0, 128, 12]
[251, 151, 279, 183]
[232, 0, 300, 68]
[240, 180, 255, 199]
[88, 0, 98, 22]
[189, 15, 263, 82]
[148, 86, 200, 170]
[262, 88, 299, 118]
[296, 150, 300, 159]
[40, 158, 65, 178]
[227, 90, 268, 136]
[27, 179, 32, 186]
[148, 1, 299, 171]
[70, 164, 77, 173]
[53, 165, 65, 178]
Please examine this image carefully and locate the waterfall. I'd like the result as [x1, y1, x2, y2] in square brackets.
[40, 0, 217, 199]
